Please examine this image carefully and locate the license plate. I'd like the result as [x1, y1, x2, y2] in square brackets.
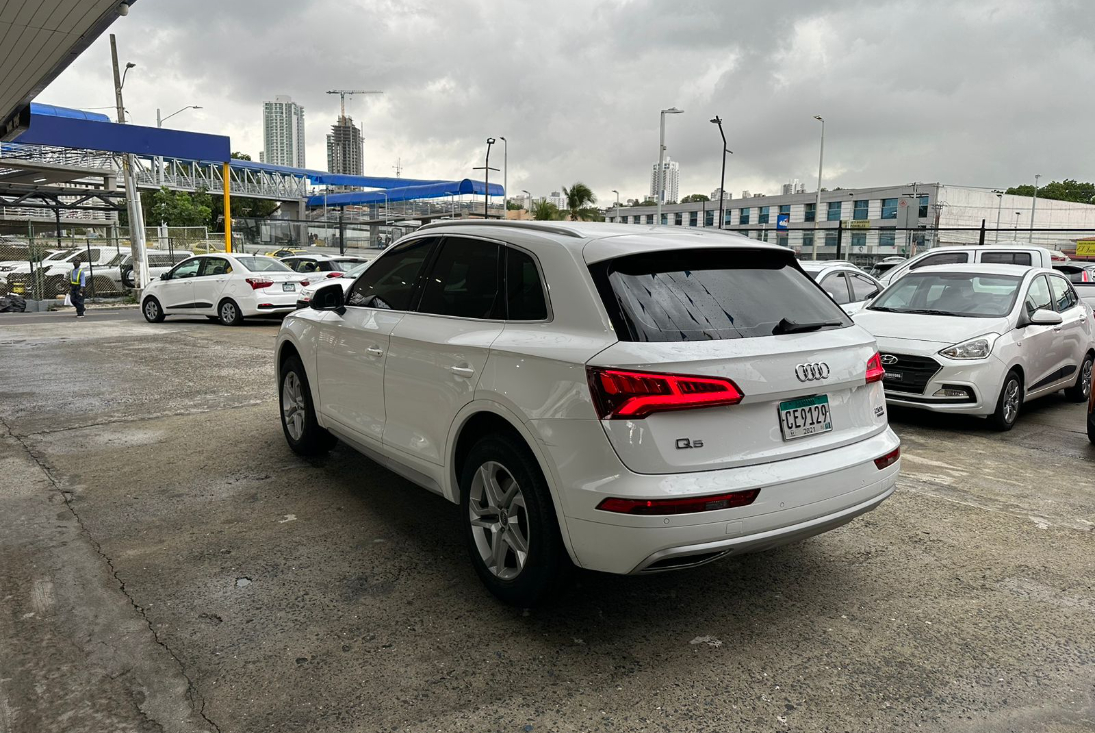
[282, 282, 296, 292]
[883, 371, 903, 381]
[778, 395, 833, 440]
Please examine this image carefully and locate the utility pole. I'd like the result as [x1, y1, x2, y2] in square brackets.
[500, 137, 508, 216]
[812, 115, 825, 260]
[656, 107, 683, 225]
[472, 138, 498, 219]
[612, 189, 620, 222]
[1030, 173, 1041, 243]
[994, 191, 1003, 242]
[110, 34, 148, 290]
[710, 116, 732, 230]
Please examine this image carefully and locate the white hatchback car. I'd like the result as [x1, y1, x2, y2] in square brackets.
[798, 261, 882, 315]
[854, 264, 1094, 429]
[275, 222, 901, 605]
[141, 253, 307, 325]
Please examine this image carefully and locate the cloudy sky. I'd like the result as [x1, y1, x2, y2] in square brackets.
[38, 0, 1095, 204]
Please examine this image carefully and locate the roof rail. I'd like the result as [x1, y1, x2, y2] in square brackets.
[418, 219, 585, 238]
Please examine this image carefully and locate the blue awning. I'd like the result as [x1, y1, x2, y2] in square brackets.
[29, 103, 112, 122]
[229, 158, 446, 188]
[307, 178, 505, 207]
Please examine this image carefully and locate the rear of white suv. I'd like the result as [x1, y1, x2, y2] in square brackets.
[275, 223, 900, 605]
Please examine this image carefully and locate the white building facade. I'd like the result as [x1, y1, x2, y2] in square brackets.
[610, 183, 1095, 258]
[547, 191, 567, 210]
[261, 96, 306, 168]
[649, 158, 680, 204]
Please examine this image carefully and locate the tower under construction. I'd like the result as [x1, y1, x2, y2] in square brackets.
[326, 116, 364, 176]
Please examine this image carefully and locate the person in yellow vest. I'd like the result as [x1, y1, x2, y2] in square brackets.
[69, 262, 89, 318]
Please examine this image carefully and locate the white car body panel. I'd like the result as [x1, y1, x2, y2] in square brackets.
[277, 221, 901, 575]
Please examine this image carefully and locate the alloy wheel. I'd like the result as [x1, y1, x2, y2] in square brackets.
[144, 301, 158, 320]
[221, 302, 236, 322]
[468, 461, 530, 580]
[1003, 379, 1020, 424]
[282, 371, 306, 441]
[1083, 358, 1093, 399]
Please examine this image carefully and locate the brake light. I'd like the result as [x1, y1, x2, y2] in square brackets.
[327, 272, 344, 278]
[300, 279, 310, 287]
[874, 446, 900, 470]
[587, 367, 743, 420]
[597, 489, 760, 516]
[246, 278, 273, 290]
[865, 352, 885, 384]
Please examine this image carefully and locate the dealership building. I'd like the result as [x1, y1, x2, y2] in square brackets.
[608, 183, 1095, 255]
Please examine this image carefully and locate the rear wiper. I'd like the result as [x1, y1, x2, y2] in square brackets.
[772, 318, 843, 335]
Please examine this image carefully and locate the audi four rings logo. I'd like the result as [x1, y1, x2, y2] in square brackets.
[794, 362, 831, 382]
[880, 354, 899, 365]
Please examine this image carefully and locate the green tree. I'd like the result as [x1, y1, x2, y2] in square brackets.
[680, 193, 710, 203]
[1006, 179, 1095, 204]
[506, 199, 525, 210]
[562, 182, 598, 221]
[531, 200, 561, 221]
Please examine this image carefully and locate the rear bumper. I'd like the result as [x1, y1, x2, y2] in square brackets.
[530, 418, 900, 575]
[238, 290, 300, 316]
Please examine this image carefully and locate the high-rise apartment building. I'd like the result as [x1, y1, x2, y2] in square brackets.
[548, 191, 566, 210]
[650, 158, 680, 204]
[327, 116, 364, 176]
[261, 95, 305, 168]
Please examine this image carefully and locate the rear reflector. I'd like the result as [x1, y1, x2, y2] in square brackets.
[874, 447, 900, 470]
[597, 489, 760, 516]
[587, 367, 743, 420]
[245, 277, 273, 290]
[865, 352, 885, 384]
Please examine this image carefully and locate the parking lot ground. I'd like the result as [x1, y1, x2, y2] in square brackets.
[1, 311, 1093, 733]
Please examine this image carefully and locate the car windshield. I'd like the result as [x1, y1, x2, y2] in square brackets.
[591, 248, 851, 341]
[868, 272, 1021, 318]
[235, 256, 292, 272]
[46, 250, 70, 261]
[332, 259, 367, 272]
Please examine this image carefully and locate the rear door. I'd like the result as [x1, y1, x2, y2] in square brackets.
[586, 248, 886, 475]
[1049, 274, 1087, 385]
[382, 235, 505, 466]
[1021, 274, 1060, 391]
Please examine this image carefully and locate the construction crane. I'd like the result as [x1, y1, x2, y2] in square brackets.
[326, 89, 383, 120]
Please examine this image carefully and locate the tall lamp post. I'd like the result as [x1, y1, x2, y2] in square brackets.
[521, 189, 531, 213]
[1014, 211, 1021, 232]
[612, 189, 620, 222]
[472, 138, 499, 219]
[110, 35, 149, 290]
[1029, 173, 1041, 243]
[709, 116, 733, 230]
[993, 190, 1003, 242]
[500, 136, 507, 214]
[812, 115, 825, 260]
[656, 107, 683, 225]
[155, 105, 202, 249]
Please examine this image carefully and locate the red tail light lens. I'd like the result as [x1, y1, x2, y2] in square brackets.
[865, 352, 885, 384]
[597, 489, 760, 516]
[245, 277, 273, 290]
[327, 272, 344, 278]
[587, 367, 743, 420]
[874, 446, 900, 470]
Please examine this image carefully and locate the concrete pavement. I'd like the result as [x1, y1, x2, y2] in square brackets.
[1, 314, 1093, 732]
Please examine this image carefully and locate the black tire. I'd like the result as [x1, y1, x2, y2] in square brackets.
[142, 296, 165, 323]
[1064, 352, 1093, 403]
[217, 298, 244, 326]
[989, 369, 1023, 431]
[459, 432, 571, 607]
[1088, 409, 1095, 445]
[278, 355, 337, 456]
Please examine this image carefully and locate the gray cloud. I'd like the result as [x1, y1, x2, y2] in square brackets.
[36, 0, 1095, 204]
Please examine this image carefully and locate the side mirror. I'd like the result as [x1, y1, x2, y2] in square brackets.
[160, 273, 170, 281]
[1028, 308, 1063, 326]
[311, 283, 345, 313]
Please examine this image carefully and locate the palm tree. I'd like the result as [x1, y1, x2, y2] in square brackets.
[562, 182, 598, 221]
[531, 199, 561, 221]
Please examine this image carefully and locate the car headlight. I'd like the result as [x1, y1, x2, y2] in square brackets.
[938, 333, 1000, 360]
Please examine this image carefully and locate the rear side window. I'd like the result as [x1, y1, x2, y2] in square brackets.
[849, 273, 880, 301]
[910, 252, 969, 270]
[506, 248, 547, 320]
[981, 251, 1032, 266]
[348, 237, 436, 310]
[821, 272, 851, 304]
[417, 237, 502, 319]
[590, 249, 850, 342]
[1049, 276, 1078, 311]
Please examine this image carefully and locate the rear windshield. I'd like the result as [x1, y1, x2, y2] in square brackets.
[235, 256, 291, 272]
[590, 249, 851, 341]
[332, 259, 367, 271]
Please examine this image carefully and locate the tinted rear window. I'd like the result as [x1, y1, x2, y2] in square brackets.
[590, 249, 851, 341]
[235, 256, 291, 272]
[981, 252, 1032, 266]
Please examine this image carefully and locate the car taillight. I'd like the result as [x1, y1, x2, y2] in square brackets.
[300, 279, 310, 287]
[587, 367, 743, 420]
[597, 489, 760, 516]
[327, 272, 344, 278]
[865, 352, 885, 384]
[246, 278, 273, 290]
[874, 447, 900, 470]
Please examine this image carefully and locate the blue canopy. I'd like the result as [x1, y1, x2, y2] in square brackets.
[29, 103, 111, 122]
[308, 178, 505, 207]
[228, 158, 448, 188]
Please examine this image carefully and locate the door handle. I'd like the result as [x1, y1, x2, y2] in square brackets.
[1053, 326, 1063, 332]
[450, 365, 475, 378]
[366, 346, 384, 357]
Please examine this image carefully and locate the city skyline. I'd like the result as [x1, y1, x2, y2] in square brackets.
[33, 0, 1095, 205]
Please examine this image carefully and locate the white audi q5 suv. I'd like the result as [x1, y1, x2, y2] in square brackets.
[275, 221, 900, 605]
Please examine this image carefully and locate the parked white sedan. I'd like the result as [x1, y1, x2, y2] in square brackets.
[854, 264, 1095, 430]
[798, 260, 882, 315]
[141, 253, 308, 325]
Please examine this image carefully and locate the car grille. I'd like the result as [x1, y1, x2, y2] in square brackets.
[880, 353, 942, 395]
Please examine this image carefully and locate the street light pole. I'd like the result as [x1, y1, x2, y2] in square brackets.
[1015, 211, 1021, 232]
[110, 34, 148, 290]
[656, 107, 683, 225]
[612, 189, 620, 222]
[500, 136, 507, 215]
[1030, 173, 1041, 243]
[812, 115, 825, 260]
[472, 138, 499, 219]
[155, 105, 202, 249]
[521, 189, 531, 213]
[710, 116, 732, 230]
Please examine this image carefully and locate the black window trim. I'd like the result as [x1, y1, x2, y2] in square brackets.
[343, 234, 440, 314]
[820, 271, 853, 305]
[165, 255, 204, 279]
[1047, 273, 1079, 313]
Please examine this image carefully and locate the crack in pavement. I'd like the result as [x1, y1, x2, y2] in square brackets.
[0, 414, 222, 733]
[2, 398, 268, 439]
